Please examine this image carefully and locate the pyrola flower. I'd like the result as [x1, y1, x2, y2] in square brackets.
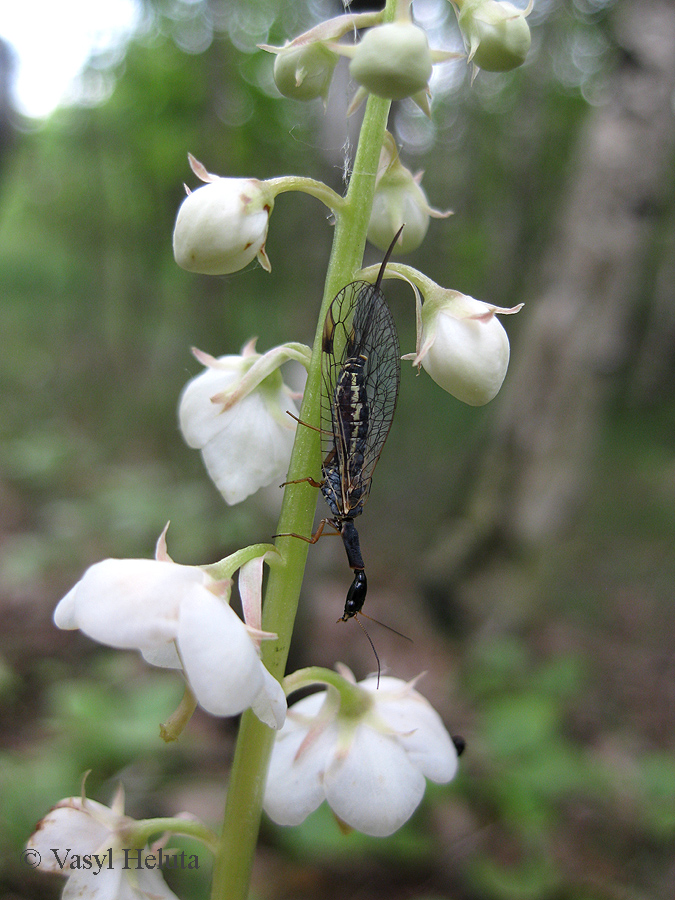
[451, 0, 532, 73]
[173, 154, 274, 275]
[263, 667, 462, 837]
[54, 531, 286, 729]
[178, 340, 309, 506]
[26, 788, 180, 900]
[368, 132, 451, 254]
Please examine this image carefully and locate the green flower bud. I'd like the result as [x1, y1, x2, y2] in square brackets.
[454, 0, 531, 73]
[349, 23, 433, 101]
[272, 43, 339, 102]
[367, 134, 451, 254]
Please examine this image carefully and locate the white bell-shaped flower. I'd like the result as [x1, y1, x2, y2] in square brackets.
[178, 340, 309, 506]
[409, 289, 522, 405]
[54, 531, 286, 729]
[263, 667, 461, 837]
[356, 263, 522, 407]
[26, 788, 180, 900]
[173, 154, 274, 275]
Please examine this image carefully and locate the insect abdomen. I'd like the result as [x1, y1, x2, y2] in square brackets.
[334, 354, 369, 500]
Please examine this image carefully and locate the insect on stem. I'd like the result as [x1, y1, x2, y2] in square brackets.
[280, 229, 404, 680]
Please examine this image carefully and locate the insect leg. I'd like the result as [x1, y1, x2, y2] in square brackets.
[285, 410, 333, 435]
[279, 476, 323, 488]
[274, 518, 341, 543]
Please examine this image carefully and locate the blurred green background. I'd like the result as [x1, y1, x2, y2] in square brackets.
[2, 0, 675, 898]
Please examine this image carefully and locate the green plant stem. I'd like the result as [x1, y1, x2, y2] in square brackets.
[210, 24, 395, 900]
[265, 175, 346, 212]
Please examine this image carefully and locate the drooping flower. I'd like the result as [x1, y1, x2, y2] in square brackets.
[26, 787, 181, 900]
[259, 10, 384, 104]
[263, 667, 462, 837]
[404, 285, 523, 405]
[173, 154, 275, 275]
[178, 339, 310, 506]
[356, 264, 522, 406]
[270, 43, 340, 103]
[367, 132, 451, 255]
[54, 529, 286, 729]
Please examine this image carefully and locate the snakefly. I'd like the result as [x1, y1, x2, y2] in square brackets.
[318, 230, 401, 625]
[279, 229, 403, 678]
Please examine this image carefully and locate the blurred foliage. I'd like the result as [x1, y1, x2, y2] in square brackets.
[1, 1, 674, 899]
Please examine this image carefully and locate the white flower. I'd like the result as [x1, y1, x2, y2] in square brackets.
[263, 668, 461, 837]
[396, 272, 522, 405]
[54, 531, 286, 729]
[173, 154, 274, 275]
[26, 788, 179, 900]
[178, 340, 309, 506]
[356, 263, 522, 407]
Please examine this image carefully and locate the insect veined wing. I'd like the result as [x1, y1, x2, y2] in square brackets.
[320, 282, 359, 463]
[320, 278, 400, 517]
[350, 282, 400, 492]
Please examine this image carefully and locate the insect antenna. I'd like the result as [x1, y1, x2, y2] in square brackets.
[352, 615, 381, 688]
[374, 224, 404, 290]
[356, 611, 413, 643]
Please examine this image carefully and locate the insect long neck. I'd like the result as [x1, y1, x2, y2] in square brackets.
[340, 518, 364, 571]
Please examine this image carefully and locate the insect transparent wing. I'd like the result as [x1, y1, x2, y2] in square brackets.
[351, 283, 400, 491]
[320, 280, 400, 515]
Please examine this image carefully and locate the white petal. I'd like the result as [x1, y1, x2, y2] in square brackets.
[176, 586, 264, 716]
[178, 361, 241, 449]
[251, 665, 287, 730]
[140, 642, 182, 669]
[324, 726, 425, 836]
[53, 585, 78, 629]
[422, 303, 510, 406]
[56, 559, 209, 651]
[198, 392, 296, 505]
[131, 866, 182, 900]
[63, 866, 125, 900]
[27, 800, 112, 867]
[63, 861, 180, 900]
[376, 700, 458, 783]
[263, 714, 334, 825]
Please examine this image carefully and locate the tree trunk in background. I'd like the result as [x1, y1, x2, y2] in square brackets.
[424, 0, 675, 602]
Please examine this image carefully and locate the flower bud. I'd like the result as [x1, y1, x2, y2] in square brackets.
[272, 42, 339, 102]
[173, 155, 273, 275]
[453, 0, 531, 73]
[349, 22, 433, 101]
[368, 134, 451, 254]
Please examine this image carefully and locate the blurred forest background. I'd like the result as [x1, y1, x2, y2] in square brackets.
[1, 0, 675, 898]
